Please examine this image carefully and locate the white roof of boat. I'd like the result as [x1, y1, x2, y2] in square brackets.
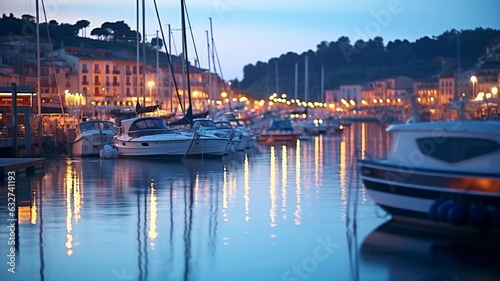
[387, 120, 500, 135]
[121, 116, 163, 132]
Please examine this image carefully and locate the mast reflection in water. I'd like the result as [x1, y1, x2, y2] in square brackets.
[0, 122, 498, 281]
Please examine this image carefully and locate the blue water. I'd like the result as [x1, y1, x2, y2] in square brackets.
[1, 122, 498, 281]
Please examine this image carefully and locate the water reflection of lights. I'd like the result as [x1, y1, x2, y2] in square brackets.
[269, 146, 277, 227]
[281, 145, 287, 212]
[63, 160, 83, 256]
[222, 165, 228, 210]
[148, 183, 158, 245]
[294, 140, 302, 225]
[314, 135, 323, 189]
[244, 154, 251, 222]
[340, 139, 347, 205]
[31, 190, 37, 224]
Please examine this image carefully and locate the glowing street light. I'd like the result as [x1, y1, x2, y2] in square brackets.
[470, 75, 477, 98]
[148, 81, 155, 106]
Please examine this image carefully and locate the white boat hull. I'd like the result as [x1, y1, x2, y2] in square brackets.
[187, 136, 229, 157]
[114, 135, 193, 159]
[72, 130, 115, 157]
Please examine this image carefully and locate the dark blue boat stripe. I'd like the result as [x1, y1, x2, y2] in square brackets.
[362, 179, 500, 205]
[360, 165, 500, 192]
[359, 160, 500, 179]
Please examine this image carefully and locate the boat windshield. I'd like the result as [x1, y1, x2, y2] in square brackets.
[215, 122, 233, 129]
[78, 121, 113, 132]
[194, 119, 216, 127]
[129, 118, 168, 131]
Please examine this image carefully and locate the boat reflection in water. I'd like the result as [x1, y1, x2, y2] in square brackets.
[361, 220, 500, 281]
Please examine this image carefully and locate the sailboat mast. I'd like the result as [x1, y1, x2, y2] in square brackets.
[206, 30, 211, 103]
[168, 24, 173, 113]
[142, 0, 147, 106]
[305, 55, 309, 102]
[181, 0, 193, 125]
[136, 0, 140, 104]
[36, 0, 42, 149]
[156, 30, 159, 108]
[294, 62, 298, 99]
[321, 65, 324, 102]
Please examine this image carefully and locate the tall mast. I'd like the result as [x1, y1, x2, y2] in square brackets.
[305, 55, 309, 102]
[294, 62, 298, 99]
[168, 24, 173, 113]
[181, 0, 193, 126]
[136, 0, 140, 104]
[206, 30, 211, 103]
[36, 0, 42, 149]
[156, 30, 159, 107]
[142, 0, 147, 106]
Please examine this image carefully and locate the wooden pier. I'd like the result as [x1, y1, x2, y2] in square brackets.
[0, 158, 45, 180]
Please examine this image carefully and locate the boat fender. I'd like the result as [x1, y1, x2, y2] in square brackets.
[428, 200, 444, 220]
[447, 202, 469, 225]
[491, 206, 500, 227]
[436, 201, 454, 222]
[469, 205, 491, 228]
[100, 145, 118, 159]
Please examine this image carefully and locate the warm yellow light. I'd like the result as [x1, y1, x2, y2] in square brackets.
[386, 98, 390, 103]
[281, 93, 287, 98]
[492, 87, 498, 95]
[486, 93, 492, 99]
[148, 81, 155, 87]
[470, 75, 477, 83]
[221, 92, 228, 98]
[378, 99, 383, 103]
[373, 99, 377, 103]
[329, 104, 335, 108]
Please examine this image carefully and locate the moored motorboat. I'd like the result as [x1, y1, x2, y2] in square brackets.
[359, 120, 500, 232]
[258, 118, 302, 142]
[72, 120, 115, 157]
[181, 118, 229, 158]
[113, 116, 194, 159]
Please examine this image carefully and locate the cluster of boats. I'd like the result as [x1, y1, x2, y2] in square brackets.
[72, 116, 255, 159]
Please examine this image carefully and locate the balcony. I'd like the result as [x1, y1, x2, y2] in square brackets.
[113, 82, 120, 86]
[95, 81, 101, 86]
[82, 80, 89, 85]
[113, 70, 120, 74]
[82, 69, 88, 73]
[94, 69, 101, 74]
[126, 71, 131, 75]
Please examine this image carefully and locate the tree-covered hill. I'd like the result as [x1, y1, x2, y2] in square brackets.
[237, 28, 500, 100]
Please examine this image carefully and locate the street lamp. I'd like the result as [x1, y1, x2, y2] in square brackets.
[470, 76, 477, 99]
[148, 81, 155, 106]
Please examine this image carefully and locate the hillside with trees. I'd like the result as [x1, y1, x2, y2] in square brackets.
[0, 13, 166, 63]
[237, 28, 500, 100]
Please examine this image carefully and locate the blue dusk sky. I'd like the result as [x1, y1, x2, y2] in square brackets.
[5, 0, 500, 80]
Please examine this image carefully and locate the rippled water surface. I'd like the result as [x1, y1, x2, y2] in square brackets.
[1, 122, 498, 281]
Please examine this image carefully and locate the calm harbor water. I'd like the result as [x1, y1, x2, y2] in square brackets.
[1, 122, 499, 281]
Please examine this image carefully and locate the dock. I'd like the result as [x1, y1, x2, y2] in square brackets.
[0, 158, 45, 180]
